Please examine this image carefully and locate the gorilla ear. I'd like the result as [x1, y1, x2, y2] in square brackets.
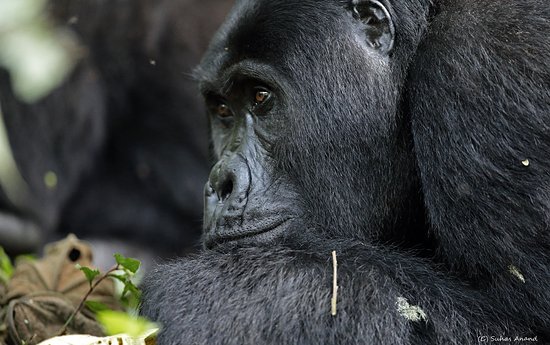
[352, 0, 395, 54]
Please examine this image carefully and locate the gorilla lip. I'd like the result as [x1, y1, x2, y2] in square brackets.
[205, 217, 290, 248]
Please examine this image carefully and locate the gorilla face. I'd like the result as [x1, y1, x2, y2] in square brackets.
[199, 0, 422, 248]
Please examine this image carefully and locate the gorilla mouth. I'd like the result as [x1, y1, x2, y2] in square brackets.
[205, 217, 290, 248]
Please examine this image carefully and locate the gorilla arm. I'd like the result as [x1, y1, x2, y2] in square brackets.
[141, 241, 529, 345]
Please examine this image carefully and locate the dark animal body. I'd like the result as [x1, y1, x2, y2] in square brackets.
[141, 0, 550, 343]
[0, 0, 233, 258]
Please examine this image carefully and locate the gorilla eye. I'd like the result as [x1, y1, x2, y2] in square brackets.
[216, 103, 233, 118]
[254, 88, 271, 105]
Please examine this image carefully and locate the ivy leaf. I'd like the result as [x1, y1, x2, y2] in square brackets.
[76, 264, 100, 284]
[114, 253, 140, 274]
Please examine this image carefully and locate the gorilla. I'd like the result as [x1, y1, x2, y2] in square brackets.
[0, 0, 232, 260]
[141, 0, 550, 343]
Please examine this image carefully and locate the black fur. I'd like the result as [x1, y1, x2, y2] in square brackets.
[140, 0, 550, 343]
[143, 241, 534, 345]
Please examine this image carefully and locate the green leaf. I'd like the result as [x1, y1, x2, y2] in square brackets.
[114, 253, 140, 274]
[108, 272, 141, 309]
[85, 300, 111, 313]
[0, 247, 13, 284]
[96, 310, 159, 337]
[76, 264, 100, 283]
[0, 247, 13, 276]
[123, 280, 140, 296]
[108, 273, 128, 284]
[120, 279, 141, 310]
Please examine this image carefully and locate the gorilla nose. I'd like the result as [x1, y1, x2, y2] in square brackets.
[218, 178, 234, 202]
[207, 157, 250, 206]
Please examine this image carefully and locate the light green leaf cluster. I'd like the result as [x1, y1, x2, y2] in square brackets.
[96, 310, 159, 338]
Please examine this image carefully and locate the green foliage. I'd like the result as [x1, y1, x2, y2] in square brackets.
[0, 247, 13, 284]
[111, 254, 142, 309]
[114, 253, 141, 274]
[109, 275, 141, 310]
[74, 253, 142, 311]
[0, 244, 155, 339]
[85, 300, 111, 313]
[61, 254, 146, 337]
[0, 248, 37, 285]
[76, 264, 100, 285]
[96, 310, 159, 337]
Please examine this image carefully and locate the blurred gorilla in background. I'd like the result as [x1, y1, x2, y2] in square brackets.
[0, 0, 233, 264]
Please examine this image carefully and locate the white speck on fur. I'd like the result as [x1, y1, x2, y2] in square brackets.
[508, 265, 526, 283]
[396, 297, 427, 322]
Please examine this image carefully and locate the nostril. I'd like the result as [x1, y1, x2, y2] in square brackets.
[219, 179, 234, 201]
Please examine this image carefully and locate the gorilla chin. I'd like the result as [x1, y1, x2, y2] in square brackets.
[203, 215, 293, 249]
[203, 176, 298, 248]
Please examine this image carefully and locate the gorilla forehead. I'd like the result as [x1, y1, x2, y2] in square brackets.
[199, 0, 356, 82]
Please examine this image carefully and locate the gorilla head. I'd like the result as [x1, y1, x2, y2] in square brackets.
[200, 0, 425, 249]
[142, 0, 550, 343]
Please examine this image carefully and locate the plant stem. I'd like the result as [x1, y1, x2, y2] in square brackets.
[56, 264, 120, 336]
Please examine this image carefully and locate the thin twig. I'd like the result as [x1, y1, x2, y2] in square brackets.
[331, 250, 338, 316]
[57, 264, 119, 336]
